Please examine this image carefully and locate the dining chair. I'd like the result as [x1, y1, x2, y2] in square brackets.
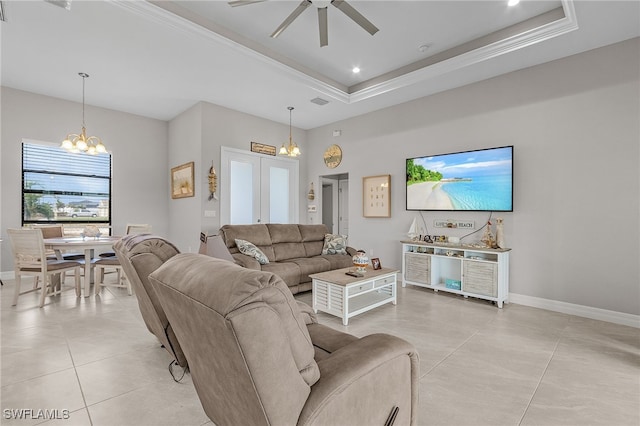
[125, 224, 152, 235]
[8, 228, 82, 308]
[33, 224, 85, 260]
[95, 224, 151, 295]
[33, 224, 90, 286]
[99, 224, 151, 259]
[94, 256, 131, 296]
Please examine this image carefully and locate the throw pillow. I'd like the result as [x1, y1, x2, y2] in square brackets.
[322, 234, 347, 255]
[235, 239, 269, 265]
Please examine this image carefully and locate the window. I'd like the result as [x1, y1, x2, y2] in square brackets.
[22, 142, 112, 230]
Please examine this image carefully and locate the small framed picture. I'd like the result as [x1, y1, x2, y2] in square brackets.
[171, 161, 195, 199]
[371, 257, 381, 270]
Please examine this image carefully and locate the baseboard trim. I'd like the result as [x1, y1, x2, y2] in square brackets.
[509, 293, 640, 328]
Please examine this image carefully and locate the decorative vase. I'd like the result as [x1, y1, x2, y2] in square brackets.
[496, 218, 505, 248]
[83, 225, 101, 239]
[352, 250, 369, 273]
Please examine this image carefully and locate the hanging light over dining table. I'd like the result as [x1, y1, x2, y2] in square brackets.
[61, 72, 107, 155]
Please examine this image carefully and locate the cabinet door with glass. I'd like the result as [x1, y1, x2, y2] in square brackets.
[221, 147, 299, 225]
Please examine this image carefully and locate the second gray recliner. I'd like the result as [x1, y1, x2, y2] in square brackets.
[114, 234, 187, 368]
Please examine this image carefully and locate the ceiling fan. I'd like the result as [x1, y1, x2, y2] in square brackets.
[228, 0, 379, 47]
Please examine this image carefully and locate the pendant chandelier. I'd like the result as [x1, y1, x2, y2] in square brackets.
[61, 72, 106, 155]
[279, 106, 300, 157]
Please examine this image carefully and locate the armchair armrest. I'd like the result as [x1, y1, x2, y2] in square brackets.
[298, 333, 419, 426]
[231, 253, 261, 270]
[296, 300, 318, 324]
[346, 246, 357, 256]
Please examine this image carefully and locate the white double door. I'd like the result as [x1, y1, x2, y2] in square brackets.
[221, 147, 299, 225]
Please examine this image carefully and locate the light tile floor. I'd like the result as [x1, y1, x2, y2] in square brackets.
[1, 275, 638, 426]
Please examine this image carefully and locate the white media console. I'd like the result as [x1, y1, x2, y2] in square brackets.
[401, 241, 511, 308]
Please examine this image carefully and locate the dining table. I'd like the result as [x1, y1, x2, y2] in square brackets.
[43, 235, 122, 297]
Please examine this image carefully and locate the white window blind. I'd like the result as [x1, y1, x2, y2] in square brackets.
[22, 142, 112, 225]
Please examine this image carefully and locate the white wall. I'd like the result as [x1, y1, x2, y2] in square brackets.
[306, 38, 640, 316]
[167, 101, 307, 250]
[0, 87, 169, 272]
[167, 103, 202, 253]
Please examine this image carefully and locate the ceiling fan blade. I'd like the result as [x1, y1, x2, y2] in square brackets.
[228, 0, 266, 7]
[271, 0, 312, 39]
[318, 7, 328, 47]
[331, 0, 379, 36]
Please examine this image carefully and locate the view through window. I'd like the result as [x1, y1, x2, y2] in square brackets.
[22, 142, 112, 233]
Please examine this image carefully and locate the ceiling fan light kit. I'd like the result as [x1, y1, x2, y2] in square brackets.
[232, 0, 378, 47]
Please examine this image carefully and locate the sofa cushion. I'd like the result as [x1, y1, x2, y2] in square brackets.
[261, 261, 302, 288]
[303, 240, 324, 257]
[288, 257, 331, 283]
[322, 234, 348, 255]
[316, 254, 354, 270]
[236, 239, 269, 265]
[299, 225, 328, 257]
[273, 243, 307, 262]
[266, 224, 303, 243]
[267, 224, 308, 261]
[299, 225, 330, 242]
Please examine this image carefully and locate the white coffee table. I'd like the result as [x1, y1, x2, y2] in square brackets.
[310, 267, 398, 325]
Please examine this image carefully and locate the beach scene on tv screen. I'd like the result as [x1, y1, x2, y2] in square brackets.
[406, 147, 513, 211]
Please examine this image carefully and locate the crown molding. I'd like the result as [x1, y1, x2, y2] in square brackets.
[109, 0, 578, 105]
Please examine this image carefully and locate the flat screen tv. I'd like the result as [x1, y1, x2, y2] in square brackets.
[406, 146, 513, 211]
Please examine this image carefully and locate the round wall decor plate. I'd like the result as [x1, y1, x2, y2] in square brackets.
[323, 144, 342, 168]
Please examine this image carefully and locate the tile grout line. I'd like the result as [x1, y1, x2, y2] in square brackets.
[418, 307, 500, 378]
[422, 327, 484, 377]
[65, 328, 94, 426]
[516, 333, 563, 426]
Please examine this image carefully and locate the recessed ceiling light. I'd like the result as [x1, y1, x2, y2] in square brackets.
[508, 0, 520, 6]
[352, 67, 360, 74]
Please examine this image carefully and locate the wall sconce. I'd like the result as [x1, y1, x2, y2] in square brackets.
[307, 182, 315, 200]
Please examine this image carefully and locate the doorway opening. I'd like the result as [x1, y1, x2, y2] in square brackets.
[320, 173, 349, 236]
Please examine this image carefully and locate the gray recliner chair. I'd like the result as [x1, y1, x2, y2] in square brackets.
[149, 252, 419, 426]
[114, 234, 187, 368]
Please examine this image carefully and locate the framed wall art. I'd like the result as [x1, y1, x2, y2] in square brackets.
[171, 161, 195, 199]
[363, 174, 391, 218]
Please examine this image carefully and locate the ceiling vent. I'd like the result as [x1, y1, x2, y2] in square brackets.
[45, 0, 72, 11]
[310, 97, 329, 106]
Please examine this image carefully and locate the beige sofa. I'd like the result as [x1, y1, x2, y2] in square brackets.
[149, 253, 419, 425]
[219, 224, 355, 294]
